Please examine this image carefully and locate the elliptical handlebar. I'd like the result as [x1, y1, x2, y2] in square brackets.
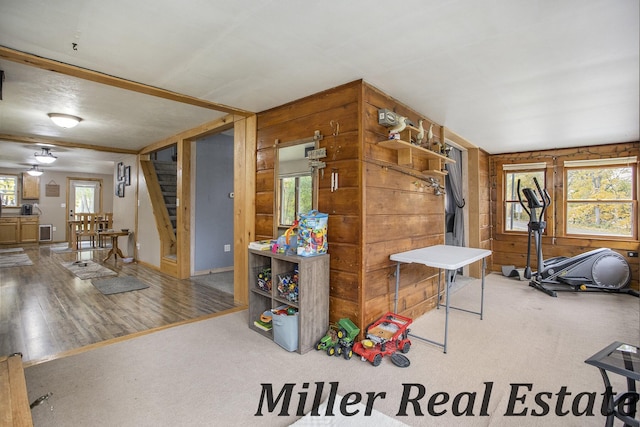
[532, 177, 551, 222]
[516, 179, 531, 219]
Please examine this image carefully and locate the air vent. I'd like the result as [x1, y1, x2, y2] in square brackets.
[39, 224, 52, 242]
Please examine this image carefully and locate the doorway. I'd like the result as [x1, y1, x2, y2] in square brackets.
[67, 178, 103, 215]
[192, 131, 235, 281]
[65, 177, 104, 244]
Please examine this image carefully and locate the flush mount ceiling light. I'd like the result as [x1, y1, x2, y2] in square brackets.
[34, 147, 57, 164]
[48, 113, 82, 128]
[26, 165, 43, 176]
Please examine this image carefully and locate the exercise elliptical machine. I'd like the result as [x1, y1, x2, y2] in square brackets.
[517, 178, 635, 297]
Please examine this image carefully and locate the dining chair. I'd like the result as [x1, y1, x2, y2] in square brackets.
[98, 212, 113, 247]
[75, 213, 98, 249]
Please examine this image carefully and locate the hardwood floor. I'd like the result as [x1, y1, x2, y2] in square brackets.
[0, 244, 241, 365]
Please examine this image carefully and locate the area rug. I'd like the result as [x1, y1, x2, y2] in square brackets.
[0, 252, 33, 267]
[91, 276, 149, 295]
[61, 260, 117, 280]
[50, 244, 72, 253]
[52, 242, 111, 253]
[0, 247, 23, 253]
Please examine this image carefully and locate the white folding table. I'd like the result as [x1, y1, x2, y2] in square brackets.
[390, 245, 492, 353]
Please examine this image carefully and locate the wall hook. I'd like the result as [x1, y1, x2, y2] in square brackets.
[330, 120, 340, 136]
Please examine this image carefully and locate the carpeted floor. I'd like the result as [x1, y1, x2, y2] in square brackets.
[61, 260, 117, 280]
[24, 273, 639, 426]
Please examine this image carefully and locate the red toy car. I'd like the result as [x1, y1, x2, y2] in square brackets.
[353, 312, 412, 366]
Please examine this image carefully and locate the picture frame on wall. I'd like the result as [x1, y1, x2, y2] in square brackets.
[124, 166, 131, 186]
[116, 182, 125, 198]
[117, 162, 124, 180]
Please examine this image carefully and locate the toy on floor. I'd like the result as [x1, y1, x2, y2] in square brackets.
[315, 318, 360, 359]
[353, 312, 412, 367]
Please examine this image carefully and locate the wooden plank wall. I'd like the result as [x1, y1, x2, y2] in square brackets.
[361, 83, 447, 325]
[256, 79, 492, 332]
[256, 81, 364, 326]
[490, 142, 639, 290]
[466, 148, 493, 277]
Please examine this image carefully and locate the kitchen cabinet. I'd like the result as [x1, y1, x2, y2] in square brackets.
[21, 174, 40, 199]
[0, 217, 40, 244]
[19, 217, 39, 243]
[0, 218, 20, 244]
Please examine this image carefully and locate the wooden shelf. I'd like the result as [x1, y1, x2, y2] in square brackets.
[248, 249, 329, 354]
[377, 138, 454, 174]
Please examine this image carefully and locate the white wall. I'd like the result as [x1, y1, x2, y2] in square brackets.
[111, 154, 138, 257]
[135, 158, 161, 267]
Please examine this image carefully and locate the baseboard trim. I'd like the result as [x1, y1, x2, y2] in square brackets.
[24, 306, 247, 368]
[193, 266, 233, 276]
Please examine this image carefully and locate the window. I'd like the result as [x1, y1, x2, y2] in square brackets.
[565, 158, 635, 237]
[71, 180, 101, 214]
[0, 174, 18, 207]
[503, 164, 546, 232]
[279, 174, 312, 226]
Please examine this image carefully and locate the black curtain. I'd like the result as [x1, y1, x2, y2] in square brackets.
[445, 147, 465, 247]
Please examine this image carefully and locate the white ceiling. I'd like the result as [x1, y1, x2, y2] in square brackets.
[0, 0, 638, 175]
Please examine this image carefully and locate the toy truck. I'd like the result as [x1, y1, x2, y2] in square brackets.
[353, 312, 412, 366]
[315, 318, 360, 359]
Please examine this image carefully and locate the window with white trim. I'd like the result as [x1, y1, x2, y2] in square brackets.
[71, 180, 101, 214]
[279, 174, 312, 226]
[0, 174, 18, 207]
[503, 163, 546, 232]
[565, 157, 636, 238]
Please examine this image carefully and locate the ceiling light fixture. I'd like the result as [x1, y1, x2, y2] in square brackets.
[48, 113, 82, 128]
[26, 165, 43, 176]
[34, 147, 57, 164]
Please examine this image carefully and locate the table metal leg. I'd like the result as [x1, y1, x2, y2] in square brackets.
[437, 269, 441, 310]
[481, 258, 486, 320]
[394, 262, 400, 313]
[598, 368, 615, 427]
[444, 268, 451, 353]
[396, 253, 489, 355]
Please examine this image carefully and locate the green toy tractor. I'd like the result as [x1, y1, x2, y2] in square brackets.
[315, 318, 360, 360]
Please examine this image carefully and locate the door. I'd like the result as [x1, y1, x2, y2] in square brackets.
[66, 178, 103, 240]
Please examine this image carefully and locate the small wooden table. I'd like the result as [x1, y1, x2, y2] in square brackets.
[98, 230, 129, 262]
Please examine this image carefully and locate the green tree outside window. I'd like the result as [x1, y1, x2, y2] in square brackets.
[566, 166, 633, 237]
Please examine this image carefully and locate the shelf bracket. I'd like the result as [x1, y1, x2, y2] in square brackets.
[397, 148, 413, 166]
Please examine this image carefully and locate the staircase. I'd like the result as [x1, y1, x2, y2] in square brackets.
[139, 159, 177, 256]
[153, 160, 177, 235]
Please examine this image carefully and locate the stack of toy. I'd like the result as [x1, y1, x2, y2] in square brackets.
[256, 267, 272, 291]
[277, 268, 299, 302]
[297, 210, 328, 257]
